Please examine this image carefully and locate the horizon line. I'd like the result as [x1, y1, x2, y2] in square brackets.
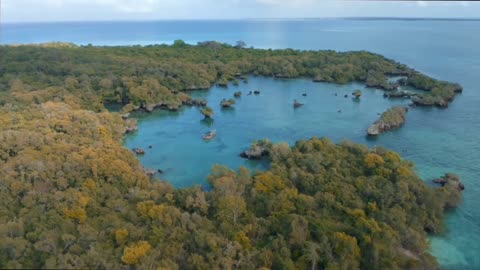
[3, 16, 480, 24]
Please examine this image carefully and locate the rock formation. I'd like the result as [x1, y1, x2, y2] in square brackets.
[367, 106, 408, 136]
[294, 100, 304, 108]
[240, 140, 272, 160]
[220, 99, 236, 108]
[133, 148, 145, 155]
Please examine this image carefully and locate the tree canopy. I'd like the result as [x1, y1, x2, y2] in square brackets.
[0, 42, 463, 269]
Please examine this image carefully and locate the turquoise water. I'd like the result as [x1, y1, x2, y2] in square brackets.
[125, 78, 409, 187]
[4, 19, 480, 269]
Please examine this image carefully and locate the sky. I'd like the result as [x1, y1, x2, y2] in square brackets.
[2, 0, 479, 23]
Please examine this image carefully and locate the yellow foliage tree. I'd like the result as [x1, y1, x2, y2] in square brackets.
[254, 172, 286, 193]
[83, 179, 97, 192]
[115, 228, 129, 245]
[364, 153, 385, 169]
[121, 241, 152, 265]
[64, 208, 87, 224]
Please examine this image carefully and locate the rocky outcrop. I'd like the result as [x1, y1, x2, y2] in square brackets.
[220, 99, 236, 108]
[125, 126, 138, 134]
[183, 84, 210, 91]
[411, 95, 449, 108]
[133, 148, 145, 155]
[432, 173, 464, 209]
[201, 107, 214, 119]
[384, 91, 416, 99]
[367, 106, 408, 136]
[366, 81, 399, 91]
[140, 102, 181, 113]
[234, 91, 242, 98]
[124, 119, 138, 134]
[193, 98, 208, 107]
[433, 173, 465, 191]
[217, 82, 228, 88]
[294, 100, 303, 108]
[240, 140, 272, 160]
[352, 90, 362, 98]
[146, 169, 157, 178]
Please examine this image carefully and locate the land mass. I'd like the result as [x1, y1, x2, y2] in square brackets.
[0, 41, 464, 269]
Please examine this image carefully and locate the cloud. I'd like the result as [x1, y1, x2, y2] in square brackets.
[256, 0, 316, 7]
[416, 1, 429, 8]
[3, 0, 480, 22]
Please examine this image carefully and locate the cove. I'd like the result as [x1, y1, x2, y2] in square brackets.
[123, 76, 411, 188]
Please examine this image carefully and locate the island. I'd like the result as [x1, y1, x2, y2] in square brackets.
[0, 42, 464, 269]
[352, 89, 362, 98]
[220, 98, 236, 108]
[200, 106, 214, 118]
[367, 106, 408, 136]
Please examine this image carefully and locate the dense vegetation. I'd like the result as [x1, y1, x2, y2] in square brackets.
[0, 42, 463, 269]
[0, 107, 462, 269]
[0, 41, 461, 113]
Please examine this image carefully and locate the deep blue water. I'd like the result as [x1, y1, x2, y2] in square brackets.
[3, 19, 480, 269]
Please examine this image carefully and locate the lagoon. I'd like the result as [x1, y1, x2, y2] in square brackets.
[124, 77, 410, 188]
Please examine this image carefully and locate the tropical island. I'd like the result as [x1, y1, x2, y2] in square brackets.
[0, 41, 464, 269]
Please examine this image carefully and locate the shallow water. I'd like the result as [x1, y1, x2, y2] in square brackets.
[5, 19, 480, 269]
[124, 78, 409, 187]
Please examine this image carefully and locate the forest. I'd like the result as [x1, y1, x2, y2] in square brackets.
[0, 42, 464, 269]
[0, 41, 461, 112]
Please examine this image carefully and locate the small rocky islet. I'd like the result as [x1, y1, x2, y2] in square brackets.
[367, 106, 408, 136]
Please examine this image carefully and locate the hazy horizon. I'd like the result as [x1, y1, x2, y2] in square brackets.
[2, 0, 479, 23]
[4, 16, 480, 25]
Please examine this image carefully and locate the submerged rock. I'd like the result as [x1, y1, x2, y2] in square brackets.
[254, 90, 261, 95]
[367, 106, 408, 136]
[234, 91, 242, 98]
